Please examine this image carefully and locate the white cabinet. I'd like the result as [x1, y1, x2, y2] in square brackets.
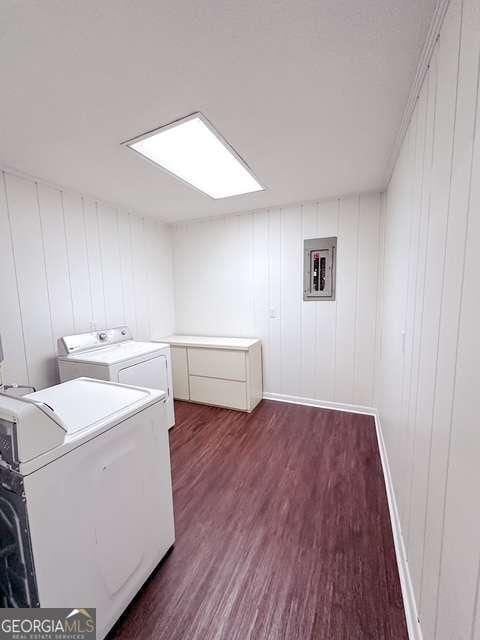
[159, 336, 262, 412]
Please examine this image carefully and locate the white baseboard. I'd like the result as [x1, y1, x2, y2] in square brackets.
[262, 391, 420, 640]
[262, 391, 376, 416]
[374, 412, 423, 640]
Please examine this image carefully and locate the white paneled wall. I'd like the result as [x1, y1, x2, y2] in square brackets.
[378, 0, 480, 637]
[0, 169, 175, 391]
[171, 193, 382, 409]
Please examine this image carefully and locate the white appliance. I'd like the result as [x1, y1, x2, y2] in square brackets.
[0, 377, 174, 639]
[57, 326, 175, 429]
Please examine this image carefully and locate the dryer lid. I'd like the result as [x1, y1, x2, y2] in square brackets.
[26, 378, 162, 435]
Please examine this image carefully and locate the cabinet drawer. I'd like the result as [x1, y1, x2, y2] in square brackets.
[189, 375, 247, 410]
[187, 347, 246, 381]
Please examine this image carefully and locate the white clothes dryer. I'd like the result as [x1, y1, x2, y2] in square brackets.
[57, 326, 175, 429]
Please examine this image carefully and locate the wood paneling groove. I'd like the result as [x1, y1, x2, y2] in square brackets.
[0, 171, 29, 384]
[352, 196, 361, 405]
[60, 190, 76, 333]
[403, 85, 428, 553]
[35, 181, 57, 358]
[0, 169, 174, 391]
[81, 196, 95, 324]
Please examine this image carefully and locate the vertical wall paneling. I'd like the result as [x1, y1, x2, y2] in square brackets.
[378, 0, 480, 636]
[388, 122, 417, 505]
[354, 193, 380, 406]
[123, 213, 139, 336]
[172, 193, 381, 407]
[435, 99, 480, 638]
[4, 173, 56, 388]
[219, 217, 235, 335]
[84, 198, 107, 331]
[373, 194, 386, 407]
[218, 215, 255, 337]
[98, 203, 125, 329]
[403, 75, 428, 553]
[62, 191, 93, 333]
[266, 209, 282, 395]
[415, 4, 461, 625]
[142, 216, 157, 339]
[37, 183, 74, 345]
[300, 202, 318, 399]
[130, 215, 150, 340]
[403, 52, 437, 560]
[435, 0, 480, 633]
[395, 107, 418, 532]
[118, 212, 137, 335]
[314, 199, 338, 402]
[203, 217, 226, 336]
[152, 221, 175, 338]
[252, 210, 269, 387]
[390, 104, 415, 541]
[0, 168, 175, 390]
[145, 217, 175, 340]
[0, 172, 28, 384]
[423, 0, 480, 635]
[280, 205, 302, 396]
[334, 196, 359, 404]
[238, 213, 255, 337]
[172, 221, 190, 335]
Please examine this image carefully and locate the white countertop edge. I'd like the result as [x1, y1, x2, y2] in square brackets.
[153, 335, 260, 351]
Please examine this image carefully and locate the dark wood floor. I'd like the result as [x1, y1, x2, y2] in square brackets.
[109, 400, 407, 640]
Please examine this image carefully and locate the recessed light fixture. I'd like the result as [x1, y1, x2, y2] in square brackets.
[123, 112, 265, 199]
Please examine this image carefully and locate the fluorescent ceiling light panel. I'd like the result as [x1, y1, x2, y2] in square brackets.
[124, 113, 264, 199]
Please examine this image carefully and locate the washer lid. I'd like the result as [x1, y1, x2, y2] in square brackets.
[26, 378, 161, 435]
[58, 341, 168, 365]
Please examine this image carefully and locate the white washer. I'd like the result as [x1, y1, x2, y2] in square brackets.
[0, 377, 174, 639]
[57, 326, 175, 429]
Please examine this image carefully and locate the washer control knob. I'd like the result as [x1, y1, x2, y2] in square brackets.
[121, 329, 127, 336]
[98, 332, 108, 341]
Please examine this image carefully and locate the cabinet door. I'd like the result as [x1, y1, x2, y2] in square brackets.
[171, 346, 189, 400]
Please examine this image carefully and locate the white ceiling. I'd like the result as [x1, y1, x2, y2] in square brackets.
[0, 0, 434, 222]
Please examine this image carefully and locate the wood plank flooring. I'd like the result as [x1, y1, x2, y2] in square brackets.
[108, 400, 407, 640]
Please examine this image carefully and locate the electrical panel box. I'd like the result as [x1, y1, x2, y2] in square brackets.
[303, 237, 337, 301]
